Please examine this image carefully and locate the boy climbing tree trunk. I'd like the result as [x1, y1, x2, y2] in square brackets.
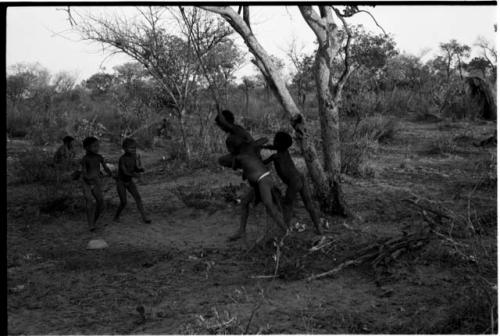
[199, 5, 353, 216]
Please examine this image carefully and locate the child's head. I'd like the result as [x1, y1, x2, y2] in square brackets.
[221, 110, 235, 124]
[273, 131, 293, 151]
[122, 138, 137, 154]
[63, 135, 75, 148]
[215, 110, 236, 133]
[82, 136, 99, 153]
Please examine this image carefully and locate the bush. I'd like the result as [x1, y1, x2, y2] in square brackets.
[425, 135, 458, 155]
[339, 114, 397, 177]
[6, 106, 31, 138]
[355, 114, 399, 143]
[11, 148, 58, 185]
[341, 140, 376, 178]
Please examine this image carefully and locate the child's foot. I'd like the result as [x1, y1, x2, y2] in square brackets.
[227, 230, 245, 242]
[89, 227, 96, 233]
[143, 218, 152, 224]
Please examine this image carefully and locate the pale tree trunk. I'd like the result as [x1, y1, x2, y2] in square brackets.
[244, 84, 250, 115]
[200, 5, 348, 216]
[177, 107, 191, 160]
[299, 5, 353, 215]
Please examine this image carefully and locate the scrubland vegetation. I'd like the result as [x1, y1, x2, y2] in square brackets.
[7, 6, 497, 334]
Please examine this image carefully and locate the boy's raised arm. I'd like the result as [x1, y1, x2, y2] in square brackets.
[262, 154, 275, 165]
[253, 137, 269, 147]
[100, 156, 114, 177]
[135, 153, 145, 173]
[262, 144, 277, 150]
[215, 112, 236, 134]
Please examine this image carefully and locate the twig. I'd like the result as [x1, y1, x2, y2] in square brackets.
[249, 275, 278, 279]
[306, 260, 357, 281]
[244, 302, 262, 334]
[179, 6, 222, 111]
[357, 10, 387, 36]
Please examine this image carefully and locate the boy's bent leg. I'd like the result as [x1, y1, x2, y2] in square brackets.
[258, 176, 287, 234]
[299, 175, 323, 234]
[126, 181, 151, 223]
[114, 180, 127, 221]
[82, 182, 96, 231]
[283, 183, 300, 229]
[92, 182, 105, 226]
[228, 188, 254, 241]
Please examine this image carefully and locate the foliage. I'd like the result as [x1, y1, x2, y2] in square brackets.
[11, 148, 58, 185]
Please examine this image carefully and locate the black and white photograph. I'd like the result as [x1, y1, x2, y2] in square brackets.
[6, 2, 498, 334]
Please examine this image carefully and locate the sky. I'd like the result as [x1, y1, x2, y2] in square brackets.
[6, 5, 498, 83]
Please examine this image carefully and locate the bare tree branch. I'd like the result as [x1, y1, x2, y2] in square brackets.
[357, 9, 387, 36]
[332, 7, 355, 97]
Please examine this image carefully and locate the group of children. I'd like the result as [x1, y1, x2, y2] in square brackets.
[54, 135, 150, 232]
[54, 108, 323, 238]
[215, 109, 323, 242]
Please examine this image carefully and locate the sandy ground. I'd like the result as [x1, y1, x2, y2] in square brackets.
[7, 118, 497, 334]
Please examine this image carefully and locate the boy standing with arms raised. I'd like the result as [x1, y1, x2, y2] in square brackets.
[80, 137, 114, 232]
[113, 138, 151, 224]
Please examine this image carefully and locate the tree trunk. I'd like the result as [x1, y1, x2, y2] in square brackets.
[300, 5, 349, 215]
[199, 6, 347, 216]
[244, 85, 249, 115]
[178, 107, 191, 160]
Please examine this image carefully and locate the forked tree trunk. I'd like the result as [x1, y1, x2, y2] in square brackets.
[299, 5, 351, 215]
[200, 5, 349, 216]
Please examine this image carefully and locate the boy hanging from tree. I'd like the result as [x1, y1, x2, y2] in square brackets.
[214, 109, 280, 242]
[228, 131, 323, 241]
[80, 136, 114, 232]
[215, 109, 254, 169]
[262, 131, 323, 235]
[113, 138, 151, 224]
[226, 135, 287, 243]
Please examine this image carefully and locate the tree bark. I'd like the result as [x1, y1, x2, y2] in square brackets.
[299, 5, 351, 215]
[200, 5, 348, 216]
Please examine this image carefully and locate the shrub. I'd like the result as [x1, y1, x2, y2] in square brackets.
[339, 114, 397, 177]
[341, 140, 376, 178]
[355, 114, 399, 143]
[6, 106, 32, 138]
[11, 148, 58, 185]
[72, 117, 108, 141]
[425, 135, 458, 155]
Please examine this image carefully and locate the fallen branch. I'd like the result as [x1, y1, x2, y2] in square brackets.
[307, 225, 432, 281]
[244, 302, 262, 334]
[306, 259, 357, 281]
[249, 275, 278, 279]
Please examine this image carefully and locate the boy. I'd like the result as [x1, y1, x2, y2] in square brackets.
[53, 135, 76, 165]
[113, 138, 151, 224]
[227, 136, 287, 242]
[263, 131, 323, 235]
[80, 136, 114, 232]
[215, 109, 254, 169]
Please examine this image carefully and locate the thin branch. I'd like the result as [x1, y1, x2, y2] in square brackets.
[243, 6, 251, 31]
[332, 7, 353, 90]
[357, 9, 387, 36]
[57, 6, 76, 27]
[179, 6, 222, 111]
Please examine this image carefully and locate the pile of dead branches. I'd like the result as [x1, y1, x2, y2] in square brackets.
[306, 224, 432, 281]
[306, 194, 462, 281]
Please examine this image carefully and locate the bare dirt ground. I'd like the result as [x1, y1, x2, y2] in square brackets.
[7, 119, 497, 334]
